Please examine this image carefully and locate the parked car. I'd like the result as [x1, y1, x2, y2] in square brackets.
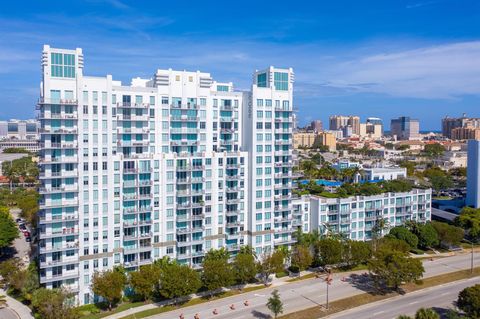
[25, 236, 31, 242]
[19, 224, 27, 231]
[23, 231, 30, 238]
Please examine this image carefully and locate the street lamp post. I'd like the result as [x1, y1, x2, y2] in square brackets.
[325, 269, 333, 310]
[464, 239, 474, 274]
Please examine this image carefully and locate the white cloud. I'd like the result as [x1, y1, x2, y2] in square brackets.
[316, 41, 480, 99]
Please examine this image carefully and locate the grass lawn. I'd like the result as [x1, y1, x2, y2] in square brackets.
[79, 301, 148, 319]
[278, 267, 480, 319]
[118, 286, 266, 319]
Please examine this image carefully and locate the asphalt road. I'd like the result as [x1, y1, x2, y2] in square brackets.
[327, 277, 480, 319]
[144, 253, 480, 319]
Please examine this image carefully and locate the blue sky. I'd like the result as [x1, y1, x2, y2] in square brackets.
[1, 0, 480, 130]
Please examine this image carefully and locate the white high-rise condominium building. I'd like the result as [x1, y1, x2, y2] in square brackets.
[37, 45, 294, 304]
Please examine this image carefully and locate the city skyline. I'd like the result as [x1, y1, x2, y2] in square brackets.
[1, 0, 480, 130]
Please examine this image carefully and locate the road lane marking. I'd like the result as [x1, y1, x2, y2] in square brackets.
[409, 301, 419, 305]
[373, 311, 385, 316]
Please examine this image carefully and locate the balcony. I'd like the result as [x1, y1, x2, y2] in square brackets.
[38, 98, 78, 105]
[226, 210, 241, 217]
[39, 170, 78, 179]
[177, 226, 205, 234]
[40, 270, 79, 284]
[39, 213, 79, 224]
[39, 199, 79, 209]
[40, 156, 78, 164]
[226, 221, 242, 228]
[39, 228, 79, 239]
[39, 241, 79, 253]
[170, 115, 199, 122]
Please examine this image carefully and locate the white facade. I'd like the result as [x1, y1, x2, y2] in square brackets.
[0, 119, 39, 140]
[308, 188, 432, 240]
[243, 67, 296, 252]
[37, 46, 295, 304]
[362, 167, 407, 181]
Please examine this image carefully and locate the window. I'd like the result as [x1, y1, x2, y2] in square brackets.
[257, 73, 267, 87]
[51, 53, 75, 78]
[274, 72, 288, 90]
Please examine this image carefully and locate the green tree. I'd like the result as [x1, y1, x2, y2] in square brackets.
[378, 237, 411, 253]
[91, 268, 127, 310]
[316, 238, 342, 266]
[343, 240, 371, 268]
[415, 308, 440, 319]
[415, 223, 439, 249]
[31, 288, 78, 319]
[0, 258, 24, 290]
[21, 261, 40, 302]
[368, 249, 424, 291]
[160, 262, 201, 303]
[290, 245, 313, 271]
[423, 143, 445, 158]
[388, 226, 419, 249]
[130, 264, 161, 301]
[455, 207, 480, 242]
[397, 316, 412, 319]
[233, 246, 258, 285]
[431, 221, 464, 247]
[457, 284, 480, 319]
[0, 207, 18, 253]
[258, 250, 285, 285]
[202, 248, 234, 295]
[266, 289, 283, 319]
[399, 161, 416, 176]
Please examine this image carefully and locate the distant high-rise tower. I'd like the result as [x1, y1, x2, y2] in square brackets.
[467, 139, 480, 208]
[390, 116, 420, 140]
[329, 115, 360, 136]
[309, 120, 323, 132]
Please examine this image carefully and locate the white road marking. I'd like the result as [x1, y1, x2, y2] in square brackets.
[373, 311, 385, 316]
[254, 293, 265, 297]
[409, 301, 419, 305]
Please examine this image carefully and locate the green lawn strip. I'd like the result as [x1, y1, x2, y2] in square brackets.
[79, 301, 147, 319]
[118, 286, 265, 319]
[278, 267, 480, 319]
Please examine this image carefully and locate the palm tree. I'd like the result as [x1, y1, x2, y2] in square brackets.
[372, 217, 390, 252]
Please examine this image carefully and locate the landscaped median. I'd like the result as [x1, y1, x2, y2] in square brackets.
[117, 286, 266, 319]
[278, 267, 480, 319]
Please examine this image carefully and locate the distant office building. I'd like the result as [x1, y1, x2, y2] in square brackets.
[327, 130, 343, 140]
[309, 120, 323, 132]
[317, 132, 336, 151]
[451, 127, 480, 140]
[293, 132, 317, 149]
[360, 117, 383, 139]
[0, 139, 40, 152]
[390, 116, 420, 140]
[329, 115, 360, 136]
[442, 114, 480, 139]
[342, 125, 353, 138]
[0, 119, 39, 140]
[467, 140, 480, 208]
[360, 123, 382, 139]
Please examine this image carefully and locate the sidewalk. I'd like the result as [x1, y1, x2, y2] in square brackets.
[102, 269, 350, 319]
[0, 289, 34, 319]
